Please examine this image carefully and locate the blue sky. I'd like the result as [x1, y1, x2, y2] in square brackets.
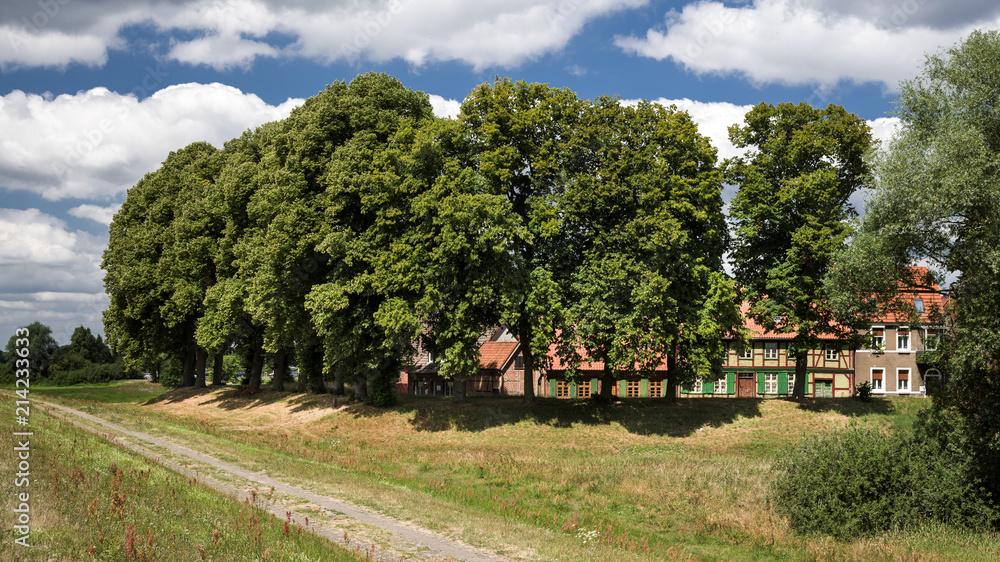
[1, 0, 997, 345]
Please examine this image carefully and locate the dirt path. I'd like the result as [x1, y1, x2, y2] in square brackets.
[36, 399, 508, 562]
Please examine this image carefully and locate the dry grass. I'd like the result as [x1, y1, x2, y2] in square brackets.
[29, 381, 1000, 561]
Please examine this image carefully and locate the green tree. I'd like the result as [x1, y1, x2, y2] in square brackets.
[725, 102, 873, 399]
[827, 30, 1000, 502]
[304, 73, 436, 404]
[560, 98, 737, 400]
[5, 322, 59, 379]
[458, 77, 585, 403]
[104, 143, 223, 385]
[69, 325, 113, 364]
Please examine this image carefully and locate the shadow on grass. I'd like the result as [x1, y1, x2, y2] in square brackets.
[143, 384, 343, 415]
[793, 397, 897, 416]
[351, 395, 765, 437]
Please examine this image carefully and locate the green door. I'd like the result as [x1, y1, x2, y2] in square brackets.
[815, 380, 833, 398]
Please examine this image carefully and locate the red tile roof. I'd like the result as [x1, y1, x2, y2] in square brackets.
[546, 341, 671, 371]
[738, 300, 842, 340]
[877, 267, 945, 323]
[478, 341, 519, 370]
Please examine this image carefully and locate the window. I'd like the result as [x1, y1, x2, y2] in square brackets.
[739, 346, 753, 360]
[924, 329, 938, 351]
[513, 353, 524, 370]
[649, 380, 662, 397]
[897, 368, 910, 393]
[897, 327, 910, 351]
[577, 380, 591, 398]
[764, 372, 778, 394]
[626, 380, 641, 397]
[555, 380, 570, 398]
[714, 377, 727, 394]
[870, 327, 885, 351]
[788, 372, 795, 393]
[764, 342, 778, 360]
[825, 345, 839, 361]
[871, 368, 884, 392]
[914, 299, 924, 313]
[690, 379, 702, 394]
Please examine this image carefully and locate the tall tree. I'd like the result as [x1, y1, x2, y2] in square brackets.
[304, 73, 436, 404]
[826, 30, 1000, 499]
[561, 98, 736, 400]
[725, 102, 873, 399]
[5, 322, 59, 379]
[104, 143, 222, 383]
[69, 325, 113, 364]
[458, 78, 585, 403]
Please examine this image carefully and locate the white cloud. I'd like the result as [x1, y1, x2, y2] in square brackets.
[0, 208, 108, 343]
[615, 0, 1000, 90]
[0, 83, 303, 201]
[428, 94, 462, 119]
[0, 0, 648, 71]
[69, 203, 122, 226]
[634, 98, 755, 161]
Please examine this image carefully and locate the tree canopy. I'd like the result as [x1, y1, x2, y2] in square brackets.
[725, 102, 873, 399]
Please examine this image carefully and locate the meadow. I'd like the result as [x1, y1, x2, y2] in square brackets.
[0, 386, 367, 561]
[16, 380, 1000, 561]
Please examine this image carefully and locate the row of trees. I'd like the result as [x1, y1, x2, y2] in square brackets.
[0, 322, 120, 385]
[102, 72, 876, 404]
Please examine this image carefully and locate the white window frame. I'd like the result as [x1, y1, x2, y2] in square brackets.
[764, 342, 778, 360]
[714, 377, 727, 394]
[739, 345, 753, 360]
[824, 345, 839, 361]
[923, 328, 938, 351]
[764, 372, 778, 394]
[870, 326, 885, 352]
[897, 368, 911, 394]
[897, 326, 910, 352]
[691, 379, 703, 393]
[870, 368, 885, 393]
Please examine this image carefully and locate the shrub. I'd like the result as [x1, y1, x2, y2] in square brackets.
[45, 361, 129, 386]
[855, 381, 873, 402]
[773, 422, 999, 539]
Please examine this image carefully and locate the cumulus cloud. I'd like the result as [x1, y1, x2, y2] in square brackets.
[0, 83, 303, 201]
[0, 0, 648, 71]
[615, 0, 1000, 90]
[69, 203, 122, 226]
[0, 208, 108, 342]
[428, 94, 462, 119]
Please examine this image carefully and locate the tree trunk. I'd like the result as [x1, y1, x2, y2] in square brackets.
[306, 348, 326, 394]
[600, 362, 615, 399]
[518, 321, 535, 404]
[452, 375, 468, 403]
[248, 338, 264, 393]
[193, 347, 208, 388]
[665, 341, 679, 403]
[181, 344, 196, 387]
[330, 362, 346, 395]
[792, 348, 808, 400]
[211, 351, 225, 385]
[272, 348, 287, 391]
[353, 375, 368, 401]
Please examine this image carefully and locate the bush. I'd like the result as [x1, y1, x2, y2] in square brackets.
[773, 422, 998, 539]
[45, 361, 130, 386]
[855, 381, 873, 401]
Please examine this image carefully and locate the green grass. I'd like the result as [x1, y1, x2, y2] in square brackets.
[24, 383, 1000, 561]
[0, 392, 366, 562]
[30, 379, 168, 404]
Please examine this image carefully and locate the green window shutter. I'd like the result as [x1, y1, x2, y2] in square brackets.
[778, 372, 789, 394]
[549, 379, 556, 397]
[704, 378, 714, 395]
[727, 372, 735, 395]
[619, 380, 627, 396]
[570, 382, 577, 399]
[757, 373, 765, 395]
[591, 378, 599, 397]
[641, 378, 649, 397]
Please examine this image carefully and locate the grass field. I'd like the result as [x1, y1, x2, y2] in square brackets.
[19, 380, 1000, 560]
[0, 385, 367, 561]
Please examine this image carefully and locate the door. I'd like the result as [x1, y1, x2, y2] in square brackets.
[737, 372, 756, 397]
[815, 380, 833, 398]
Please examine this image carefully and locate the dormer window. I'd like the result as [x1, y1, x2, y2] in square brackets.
[914, 299, 924, 313]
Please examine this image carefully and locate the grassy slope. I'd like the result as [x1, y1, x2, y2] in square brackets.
[26, 381, 1000, 561]
[0, 387, 366, 562]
